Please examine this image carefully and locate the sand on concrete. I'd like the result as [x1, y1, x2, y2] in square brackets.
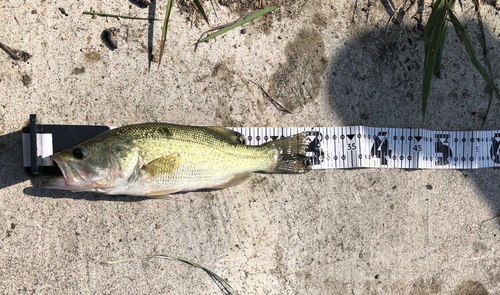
[1, 0, 500, 294]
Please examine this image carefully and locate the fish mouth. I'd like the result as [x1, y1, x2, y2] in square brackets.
[42, 155, 94, 191]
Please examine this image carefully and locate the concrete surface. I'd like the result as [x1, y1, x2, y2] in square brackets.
[1, 0, 500, 294]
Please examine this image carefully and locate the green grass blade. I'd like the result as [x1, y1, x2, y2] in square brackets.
[103, 254, 239, 295]
[432, 23, 448, 78]
[193, 0, 209, 24]
[158, 0, 173, 67]
[423, 0, 446, 45]
[200, 6, 276, 43]
[83, 11, 159, 21]
[422, 0, 448, 118]
[446, 7, 500, 99]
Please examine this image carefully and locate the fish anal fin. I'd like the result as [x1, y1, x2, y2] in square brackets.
[210, 173, 252, 189]
[144, 189, 180, 199]
[142, 153, 180, 178]
[205, 127, 247, 145]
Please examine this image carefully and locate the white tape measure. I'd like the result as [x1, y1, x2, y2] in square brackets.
[229, 126, 500, 170]
[22, 121, 500, 172]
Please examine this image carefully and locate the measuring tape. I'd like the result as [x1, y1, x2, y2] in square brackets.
[229, 126, 500, 170]
[22, 118, 500, 173]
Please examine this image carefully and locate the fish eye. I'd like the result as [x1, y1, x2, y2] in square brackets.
[73, 147, 86, 159]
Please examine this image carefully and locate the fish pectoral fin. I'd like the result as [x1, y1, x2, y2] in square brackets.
[142, 153, 181, 178]
[210, 173, 252, 189]
[205, 127, 247, 145]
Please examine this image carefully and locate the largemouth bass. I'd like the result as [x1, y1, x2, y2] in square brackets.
[43, 123, 312, 197]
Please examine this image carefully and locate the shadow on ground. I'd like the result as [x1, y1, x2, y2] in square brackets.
[325, 16, 500, 225]
[0, 131, 29, 190]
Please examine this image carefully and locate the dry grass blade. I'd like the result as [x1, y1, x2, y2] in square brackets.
[248, 79, 292, 114]
[209, 0, 219, 19]
[481, 212, 500, 224]
[385, 1, 405, 36]
[158, 0, 173, 67]
[102, 254, 239, 295]
[83, 11, 158, 21]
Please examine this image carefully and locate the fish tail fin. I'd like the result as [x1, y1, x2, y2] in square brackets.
[262, 132, 312, 174]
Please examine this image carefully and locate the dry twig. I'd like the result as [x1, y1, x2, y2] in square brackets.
[0, 42, 31, 61]
[248, 79, 292, 114]
[385, 1, 405, 35]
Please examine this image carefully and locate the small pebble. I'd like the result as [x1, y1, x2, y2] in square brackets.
[104, 28, 119, 50]
[59, 7, 68, 16]
[22, 74, 32, 87]
[134, 0, 151, 6]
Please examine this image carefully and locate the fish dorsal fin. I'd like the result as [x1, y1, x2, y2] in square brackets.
[142, 153, 180, 178]
[205, 127, 247, 145]
[210, 173, 252, 189]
